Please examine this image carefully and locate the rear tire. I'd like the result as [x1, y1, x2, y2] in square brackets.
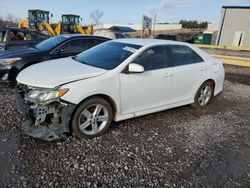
[71, 97, 113, 139]
[192, 81, 214, 108]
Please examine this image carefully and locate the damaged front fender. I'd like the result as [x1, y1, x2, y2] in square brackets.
[16, 86, 76, 141]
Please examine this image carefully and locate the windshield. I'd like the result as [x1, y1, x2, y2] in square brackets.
[35, 35, 69, 50]
[74, 41, 142, 70]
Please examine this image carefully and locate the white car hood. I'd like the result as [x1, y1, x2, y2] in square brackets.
[17, 57, 107, 88]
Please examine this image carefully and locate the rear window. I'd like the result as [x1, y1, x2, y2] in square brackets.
[0, 31, 6, 42]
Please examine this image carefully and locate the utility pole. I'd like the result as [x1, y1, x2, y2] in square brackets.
[141, 15, 144, 38]
[153, 14, 156, 36]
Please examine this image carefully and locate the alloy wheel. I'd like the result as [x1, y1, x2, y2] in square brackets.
[78, 104, 109, 136]
[198, 85, 212, 106]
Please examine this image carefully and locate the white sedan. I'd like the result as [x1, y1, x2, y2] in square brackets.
[16, 39, 225, 141]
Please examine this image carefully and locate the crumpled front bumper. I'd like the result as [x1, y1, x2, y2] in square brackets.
[16, 87, 76, 141]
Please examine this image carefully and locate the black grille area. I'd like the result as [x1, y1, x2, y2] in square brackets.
[16, 83, 32, 98]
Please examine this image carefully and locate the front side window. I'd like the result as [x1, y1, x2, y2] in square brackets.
[133, 46, 170, 71]
[170, 45, 204, 66]
[74, 42, 142, 70]
[35, 36, 68, 50]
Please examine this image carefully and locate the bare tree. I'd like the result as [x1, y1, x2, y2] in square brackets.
[90, 9, 104, 25]
[0, 13, 18, 27]
[5, 13, 15, 23]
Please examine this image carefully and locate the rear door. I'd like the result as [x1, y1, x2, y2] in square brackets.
[169, 45, 208, 103]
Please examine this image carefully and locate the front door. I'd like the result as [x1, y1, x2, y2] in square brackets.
[119, 45, 174, 115]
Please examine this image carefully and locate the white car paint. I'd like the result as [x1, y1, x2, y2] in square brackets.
[17, 39, 225, 122]
[17, 57, 107, 88]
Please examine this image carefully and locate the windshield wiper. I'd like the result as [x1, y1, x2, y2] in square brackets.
[72, 56, 87, 65]
[71, 56, 79, 62]
[71, 56, 108, 70]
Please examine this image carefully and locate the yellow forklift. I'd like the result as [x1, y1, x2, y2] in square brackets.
[19, 10, 93, 36]
[18, 9, 56, 36]
[58, 14, 93, 35]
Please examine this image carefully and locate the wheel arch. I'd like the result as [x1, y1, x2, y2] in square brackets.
[71, 94, 117, 120]
[68, 94, 117, 134]
[193, 78, 216, 100]
[203, 79, 216, 95]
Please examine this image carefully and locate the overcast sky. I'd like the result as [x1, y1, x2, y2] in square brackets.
[0, 0, 249, 24]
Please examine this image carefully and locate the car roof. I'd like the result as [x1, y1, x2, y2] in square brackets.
[59, 34, 111, 40]
[113, 39, 189, 47]
[62, 14, 80, 17]
[0, 27, 32, 33]
[0, 26, 20, 30]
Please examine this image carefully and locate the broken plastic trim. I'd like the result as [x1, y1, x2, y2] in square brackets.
[16, 87, 76, 141]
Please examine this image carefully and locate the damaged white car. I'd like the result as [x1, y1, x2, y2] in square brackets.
[16, 39, 225, 141]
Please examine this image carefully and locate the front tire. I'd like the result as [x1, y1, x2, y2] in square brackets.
[192, 81, 214, 108]
[71, 97, 113, 139]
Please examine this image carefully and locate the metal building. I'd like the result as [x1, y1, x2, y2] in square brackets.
[216, 6, 250, 47]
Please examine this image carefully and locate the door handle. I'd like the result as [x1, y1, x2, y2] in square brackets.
[164, 72, 173, 78]
[200, 66, 207, 71]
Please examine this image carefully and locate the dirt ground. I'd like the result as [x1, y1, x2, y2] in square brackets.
[0, 65, 250, 187]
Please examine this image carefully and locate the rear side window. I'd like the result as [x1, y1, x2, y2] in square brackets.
[133, 46, 170, 71]
[170, 45, 204, 66]
[89, 39, 107, 48]
[62, 39, 89, 53]
[0, 31, 6, 42]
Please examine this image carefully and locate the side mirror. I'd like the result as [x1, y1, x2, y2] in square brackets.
[128, 63, 144, 73]
[55, 48, 65, 55]
[60, 48, 65, 53]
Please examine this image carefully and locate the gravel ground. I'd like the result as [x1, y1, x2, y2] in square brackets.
[0, 66, 250, 187]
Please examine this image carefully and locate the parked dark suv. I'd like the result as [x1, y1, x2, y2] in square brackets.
[0, 34, 110, 86]
[0, 27, 49, 51]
